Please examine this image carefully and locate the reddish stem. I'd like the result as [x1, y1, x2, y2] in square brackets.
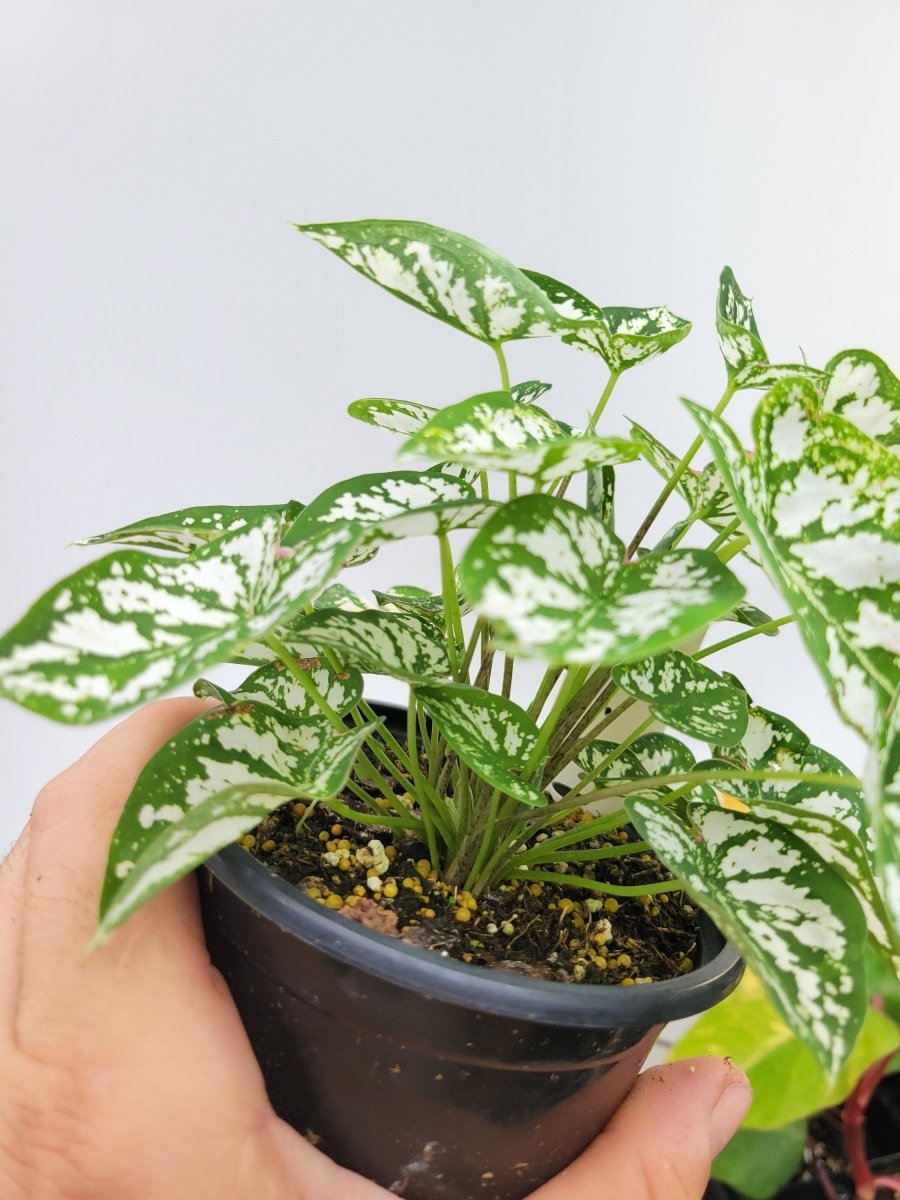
[842, 1049, 896, 1199]
[812, 1154, 842, 1200]
[871, 1178, 900, 1195]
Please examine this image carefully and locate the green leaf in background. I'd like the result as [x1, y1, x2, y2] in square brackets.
[866, 695, 900, 940]
[461, 495, 745, 666]
[822, 349, 900, 447]
[628, 796, 869, 1075]
[509, 379, 553, 405]
[711, 1123, 806, 1200]
[374, 585, 469, 628]
[400, 391, 642, 483]
[298, 219, 564, 343]
[97, 704, 378, 942]
[612, 651, 749, 745]
[285, 607, 451, 682]
[733, 361, 829, 392]
[629, 731, 696, 777]
[415, 683, 547, 808]
[522, 268, 691, 372]
[74, 501, 305, 554]
[348, 397, 436, 437]
[669, 969, 900, 1129]
[575, 732, 695, 794]
[718, 600, 779, 633]
[686, 383, 900, 738]
[586, 464, 615, 526]
[313, 582, 369, 611]
[717, 266, 768, 379]
[0, 516, 360, 723]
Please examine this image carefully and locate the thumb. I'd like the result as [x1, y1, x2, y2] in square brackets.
[531, 1057, 752, 1200]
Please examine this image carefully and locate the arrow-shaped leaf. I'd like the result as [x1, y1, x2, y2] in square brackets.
[627, 794, 868, 1076]
[822, 349, 900, 447]
[285, 608, 451, 682]
[612, 651, 749, 745]
[415, 683, 546, 807]
[298, 219, 564, 343]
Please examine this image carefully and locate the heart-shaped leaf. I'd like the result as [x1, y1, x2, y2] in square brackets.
[97, 703, 378, 941]
[822, 349, 900, 447]
[687, 382, 900, 737]
[401, 391, 642, 482]
[285, 608, 451, 682]
[232, 658, 363, 718]
[0, 516, 360, 723]
[523, 269, 691, 372]
[460, 495, 745, 666]
[415, 683, 546, 807]
[75, 501, 305, 555]
[298, 219, 563, 343]
[627, 794, 868, 1075]
[612, 651, 749, 745]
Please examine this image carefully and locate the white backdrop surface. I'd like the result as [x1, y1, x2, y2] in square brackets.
[2, 1, 898, 854]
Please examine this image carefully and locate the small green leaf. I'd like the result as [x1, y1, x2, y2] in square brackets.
[612, 651, 749, 745]
[285, 608, 451, 682]
[717, 267, 768, 378]
[298, 219, 563, 343]
[670, 969, 900, 1128]
[0, 516, 360, 723]
[711, 1123, 806, 1200]
[628, 795, 869, 1075]
[460, 495, 745, 666]
[718, 601, 778, 632]
[822, 349, 900, 447]
[415, 683, 546, 807]
[401, 391, 642, 483]
[192, 678, 238, 706]
[74, 501, 305, 555]
[509, 380, 553, 405]
[523, 269, 691, 372]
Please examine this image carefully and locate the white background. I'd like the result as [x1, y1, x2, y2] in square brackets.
[2, 1, 898, 856]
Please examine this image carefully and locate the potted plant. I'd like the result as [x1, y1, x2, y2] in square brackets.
[0, 219, 896, 1200]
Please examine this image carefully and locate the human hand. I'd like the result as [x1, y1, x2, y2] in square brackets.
[0, 699, 751, 1199]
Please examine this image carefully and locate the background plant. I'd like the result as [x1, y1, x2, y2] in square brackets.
[0, 219, 896, 1082]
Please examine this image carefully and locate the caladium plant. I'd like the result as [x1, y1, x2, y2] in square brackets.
[1, 217, 897, 1083]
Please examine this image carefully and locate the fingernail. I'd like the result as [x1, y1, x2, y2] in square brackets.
[709, 1083, 753, 1156]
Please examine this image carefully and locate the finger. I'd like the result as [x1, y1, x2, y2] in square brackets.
[0, 822, 30, 1038]
[530, 1057, 752, 1200]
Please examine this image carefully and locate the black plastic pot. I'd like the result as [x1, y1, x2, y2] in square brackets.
[199, 704, 744, 1200]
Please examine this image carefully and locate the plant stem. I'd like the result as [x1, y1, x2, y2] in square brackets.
[492, 341, 511, 390]
[512, 840, 651, 869]
[705, 516, 742, 554]
[626, 380, 736, 558]
[527, 666, 564, 720]
[694, 616, 795, 660]
[501, 655, 514, 699]
[515, 869, 681, 897]
[842, 1049, 897, 1200]
[463, 787, 502, 892]
[438, 534, 465, 677]
[590, 369, 623, 427]
[528, 666, 590, 771]
[718, 533, 750, 563]
[408, 692, 439, 868]
[460, 617, 487, 679]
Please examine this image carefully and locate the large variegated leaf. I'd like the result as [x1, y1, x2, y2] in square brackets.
[0, 516, 360, 723]
[281, 469, 494, 554]
[686, 383, 900, 737]
[627, 795, 868, 1075]
[415, 683, 546, 807]
[96, 703, 378, 941]
[298, 219, 563, 342]
[401, 391, 642, 482]
[612, 651, 749, 745]
[285, 608, 451, 682]
[460, 495, 745, 666]
[523, 269, 691, 372]
[75, 501, 305, 555]
[822, 349, 900, 447]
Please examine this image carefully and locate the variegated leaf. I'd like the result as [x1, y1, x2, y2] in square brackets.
[298, 219, 563, 342]
[374, 585, 470, 627]
[509, 380, 553, 405]
[630, 732, 696, 777]
[822, 349, 900, 447]
[313, 582, 369, 611]
[285, 608, 451, 682]
[733, 362, 829, 392]
[415, 683, 546, 807]
[718, 600, 778, 632]
[627, 795, 868, 1075]
[629, 420, 739, 535]
[233, 658, 363, 717]
[686, 383, 900, 737]
[612, 651, 749, 745]
[575, 733, 695, 797]
[97, 703, 378, 941]
[866, 696, 900, 936]
[577, 738, 645, 782]
[75, 501, 305, 555]
[401, 391, 641, 482]
[523, 269, 691, 372]
[717, 267, 767, 378]
[586, 464, 615, 526]
[192, 678, 238, 706]
[0, 517, 360, 723]
[348, 397, 436, 437]
[460, 495, 745, 666]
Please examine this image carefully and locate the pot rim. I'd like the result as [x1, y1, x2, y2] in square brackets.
[203, 844, 744, 1028]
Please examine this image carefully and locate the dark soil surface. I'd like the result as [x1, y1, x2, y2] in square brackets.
[244, 789, 701, 986]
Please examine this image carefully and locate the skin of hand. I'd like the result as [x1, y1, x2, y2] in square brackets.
[0, 698, 752, 1200]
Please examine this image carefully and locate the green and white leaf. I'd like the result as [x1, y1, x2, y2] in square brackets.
[192, 678, 238, 706]
[523, 269, 691, 372]
[630, 732, 696, 777]
[285, 608, 451, 682]
[670, 969, 900, 1129]
[822, 349, 900, 447]
[733, 361, 829, 392]
[348, 397, 436, 437]
[97, 704, 378, 941]
[313, 582, 370, 611]
[718, 600, 779, 632]
[628, 795, 868, 1075]
[0, 516, 360, 723]
[586, 464, 615, 526]
[460, 495, 745, 666]
[629, 420, 739, 535]
[401, 391, 641, 482]
[75, 501, 305, 555]
[415, 683, 546, 807]
[612, 651, 749, 745]
[509, 379, 553, 405]
[298, 219, 564, 342]
[717, 266, 767, 378]
[232, 658, 363, 718]
[866, 695, 900, 938]
[687, 383, 900, 737]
